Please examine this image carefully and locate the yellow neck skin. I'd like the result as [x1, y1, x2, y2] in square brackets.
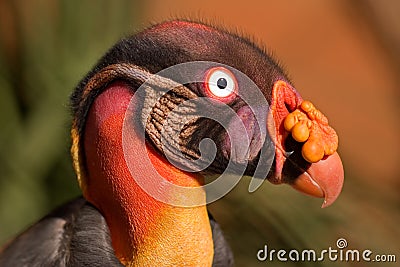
[82, 84, 214, 266]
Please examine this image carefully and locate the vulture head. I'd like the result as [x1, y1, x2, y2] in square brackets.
[69, 20, 344, 265]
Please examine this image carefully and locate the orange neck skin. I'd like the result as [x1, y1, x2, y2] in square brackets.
[83, 83, 214, 266]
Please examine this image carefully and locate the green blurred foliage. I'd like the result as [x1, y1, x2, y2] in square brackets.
[0, 0, 142, 245]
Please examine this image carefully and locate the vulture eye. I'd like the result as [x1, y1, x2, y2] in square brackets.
[204, 67, 238, 101]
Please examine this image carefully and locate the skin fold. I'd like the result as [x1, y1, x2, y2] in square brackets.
[0, 20, 344, 267]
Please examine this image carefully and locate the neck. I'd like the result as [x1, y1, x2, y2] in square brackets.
[82, 83, 213, 266]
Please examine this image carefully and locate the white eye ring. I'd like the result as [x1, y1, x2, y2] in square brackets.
[205, 67, 237, 100]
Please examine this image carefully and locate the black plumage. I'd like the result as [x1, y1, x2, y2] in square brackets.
[0, 19, 344, 266]
[0, 198, 233, 266]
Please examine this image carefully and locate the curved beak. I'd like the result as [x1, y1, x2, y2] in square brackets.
[268, 80, 344, 208]
[291, 152, 344, 208]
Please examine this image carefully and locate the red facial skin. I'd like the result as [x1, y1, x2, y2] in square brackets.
[83, 83, 214, 266]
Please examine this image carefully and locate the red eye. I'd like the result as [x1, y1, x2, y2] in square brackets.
[204, 67, 238, 101]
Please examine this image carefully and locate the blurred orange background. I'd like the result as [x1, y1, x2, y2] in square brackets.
[0, 1, 399, 266]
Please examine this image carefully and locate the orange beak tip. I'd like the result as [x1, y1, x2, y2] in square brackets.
[291, 152, 344, 208]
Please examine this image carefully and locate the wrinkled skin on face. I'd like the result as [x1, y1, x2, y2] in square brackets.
[72, 20, 344, 208]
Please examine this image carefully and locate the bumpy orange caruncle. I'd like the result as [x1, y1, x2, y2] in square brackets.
[283, 100, 338, 163]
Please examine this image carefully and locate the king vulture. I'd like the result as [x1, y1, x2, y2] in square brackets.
[0, 20, 344, 267]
